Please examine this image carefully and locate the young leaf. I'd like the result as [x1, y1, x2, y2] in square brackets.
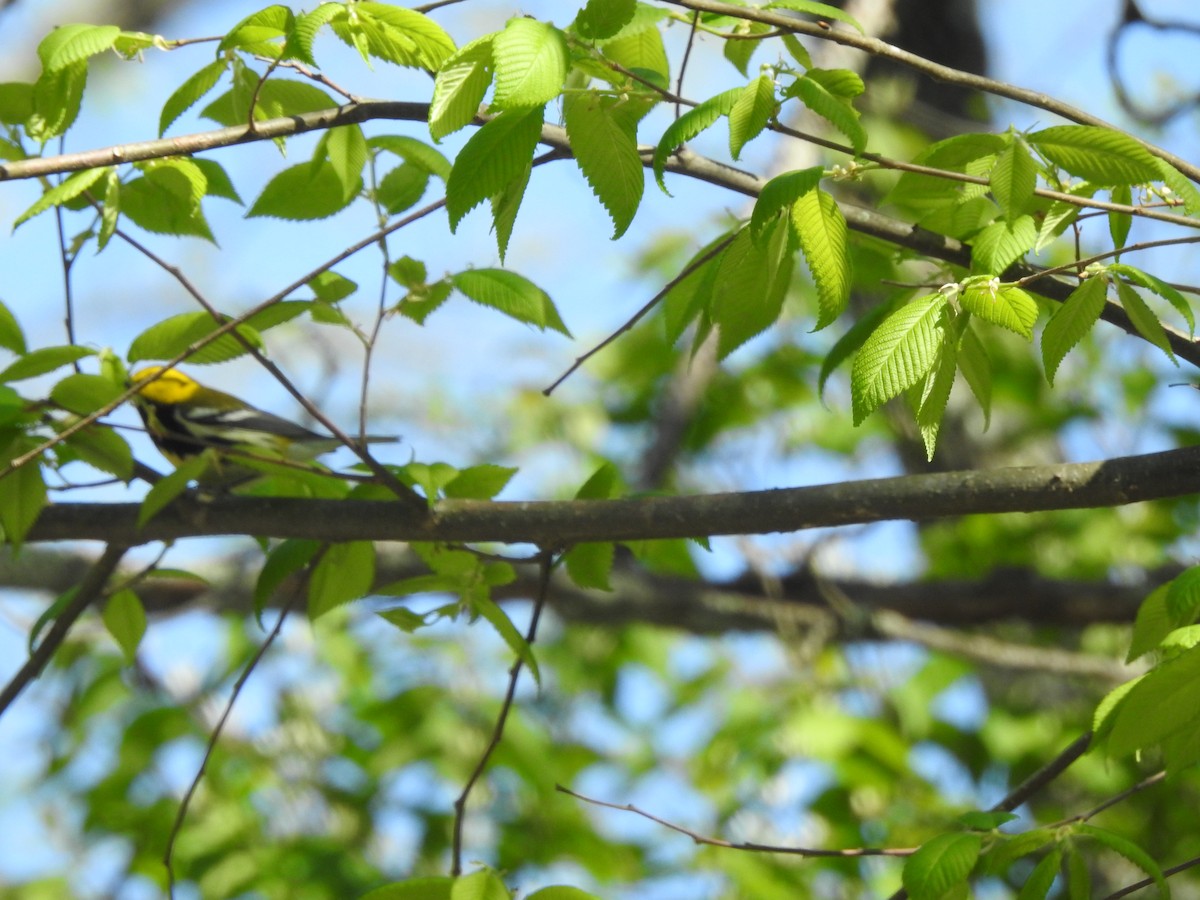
[789, 70, 866, 153]
[0, 443, 46, 549]
[492, 18, 568, 109]
[49, 373, 124, 415]
[255, 539, 321, 623]
[1075, 824, 1168, 897]
[1116, 279, 1175, 364]
[1110, 262, 1194, 334]
[653, 87, 741, 193]
[450, 268, 570, 335]
[138, 454, 211, 527]
[792, 187, 850, 329]
[1107, 644, 1200, 756]
[1027, 125, 1160, 186]
[472, 593, 541, 684]
[818, 296, 901, 399]
[103, 589, 146, 664]
[28, 61, 87, 141]
[563, 91, 644, 238]
[990, 136, 1037, 220]
[60, 424, 134, 481]
[376, 163, 431, 215]
[0, 345, 94, 382]
[958, 323, 991, 429]
[710, 219, 792, 358]
[575, 0, 637, 40]
[728, 74, 776, 160]
[0, 301, 26, 355]
[159, 59, 228, 136]
[127, 309, 279, 364]
[338, 3, 455, 71]
[1041, 276, 1107, 384]
[445, 105, 543, 230]
[564, 542, 615, 591]
[751, 166, 822, 237]
[960, 281, 1037, 339]
[325, 124, 368, 203]
[369, 135, 452, 181]
[309, 541, 376, 620]
[851, 293, 949, 425]
[765, 0, 865, 33]
[37, 23, 121, 71]
[15, 166, 109, 227]
[1109, 182, 1132, 251]
[1034, 182, 1094, 252]
[248, 160, 356, 220]
[1015, 847, 1062, 900]
[490, 161, 531, 262]
[911, 320, 960, 460]
[443, 464, 517, 499]
[971, 215, 1036, 274]
[1127, 584, 1172, 662]
[902, 832, 982, 900]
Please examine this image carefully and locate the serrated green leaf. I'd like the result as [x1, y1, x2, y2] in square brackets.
[599, 11, 669, 84]
[0, 82, 34, 126]
[360, 876, 455, 900]
[191, 158, 242, 204]
[1128, 584, 1172, 662]
[0, 300, 27, 355]
[50, 373, 123, 415]
[369, 135, 452, 180]
[1016, 848, 1062, 900]
[902, 832, 981, 900]
[851, 293, 949, 425]
[752, 167, 822, 237]
[817, 297, 899, 399]
[792, 187, 850, 329]
[564, 542, 615, 591]
[0, 345, 94, 382]
[255, 538, 320, 623]
[662, 233, 730, 343]
[1165, 566, 1200, 626]
[1076, 824, 1168, 896]
[309, 541, 375, 619]
[911, 320, 960, 460]
[957, 810, 1018, 831]
[376, 163, 430, 215]
[61, 424, 134, 481]
[575, 0, 637, 40]
[103, 589, 146, 664]
[990, 136, 1037, 220]
[728, 74, 776, 160]
[576, 462, 620, 500]
[1109, 182, 1132, 251]
[1028, 125, 1160, 185]
[711, 219, 792, 358]
[120, 165, 213, 240]
[789, 71, 866, 153]
[1042, 276, 1107, 384]
[960, 281, 1037, 338]
[445, 105, 543, 230]
[38, 24, 121, 71]
[450, 268, 569, 335]
[333, 3, 455, 70]
[957, 323, 991, 430]
[525, 887, 603, 900]
[971, 215, 1036, 274]
[1111, 262, 1194, 334]
[653, 87, 741, 193]
[429, 36, 493, 140]
[15, 166, 108, 227]
[1034, 183, 1094, 252]
[888, 132, 1005, 210]
[1108, 645, 1200, 756]
[563, 91, 644, 238]
[326, 124, 368, 203]
[287, 4, 343, 65]
[218, 6, 292, 55]
[492, 18, 568, 108]
[1156, 156, 1200, 216]
[0, 443, 46, 549]
[126, 310, 277, 365]
[444, 464, 517, 499]
[472, 593, 540, 685]
[159, 59, 228, 136]
[138, 454, 210, 527]
[247, 161, 356, 220]
[28, 61, 87, 141]
[765, 0, 865, 33]
[490, 159, 530, 262]
[1117, 278, 1175, 364]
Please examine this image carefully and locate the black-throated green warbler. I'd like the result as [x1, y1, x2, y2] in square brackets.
[129, 365, 396, 475]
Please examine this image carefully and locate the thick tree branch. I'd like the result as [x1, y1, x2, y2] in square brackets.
[25, 444, 1200, 545]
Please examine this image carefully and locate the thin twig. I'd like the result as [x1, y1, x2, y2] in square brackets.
[1046, 771, 1166, 829]
[1104, 853, 1200, 900]
[163, 572, 305, 897]
[543, 232, 736, 395]
[676, 11, 700, 121]
[0, 544, 128, 717]
[556, 785, 915, 857]
[451, 551, 554, 875]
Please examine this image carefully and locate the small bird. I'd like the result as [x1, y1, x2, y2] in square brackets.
[129, 365, 396, 476]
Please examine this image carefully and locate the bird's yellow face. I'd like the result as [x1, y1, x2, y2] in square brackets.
[130, 366, 200, 405]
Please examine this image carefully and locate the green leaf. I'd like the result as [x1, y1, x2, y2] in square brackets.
[1109, 182, 1132, 250]
[0, 82, 34, 125]
[360, 876, 454, 900]
[1034, 182, 1094, 252]
[472, 594, 540, 685]
[888, 132, 1005, 211]
[1156, 157, 1200, 216]
[1076, 824, 1168, 897]
[126, 310, 274, 365]
[248, 160, 357, 220]
[61, 423, 134, 481]
[792, 187, 850, 329]
[711, 219, 793, 358]
[0, 444, 46, 549]
[902, 832, 982, 900]
[662, 232, 729, 343]
[309, 271, 358, 303]
[1116, 278, 1175, 365]
[490, 160, 531, 262]
[255, 539, 320, 624]
[751, 167, 822, 238]
[957, 810, 1018, 831]
[326, 124, 368, 203]
[287, 5, 344, 66]
[192, 158, 242, 204]
[330, 3, 455, 71]
[1028, 125, 1160, 186]
[1042, 276, 1107, 384]
[309, 541, 376, 620]
[219, 5, 291, 55]
[450, 269, 570, 335]
[443, 464, 517, 499]
[576, 462, 620, 500]
[0, 300, 27, 354]
[138, 454, 210, 527]
[599, 8, 670, 86]
[0, 345, 94, 382]
[960, 281, 1037, 338]
[1128, 584, 1172, 662]
[1107, 645, 1200, 756]
[958, 323, 991, 429]
[765, 0, 865, 33]
[103, 589, 146, 664]
[15, 166, 109, 227]
[1016, 848, 1062, 900]
[728, 74, 776, 160]
[38, 23, 121, 71]
[50, 373, 124, 415]
[369, 135, 452, 181]
[526, 887, 604, 900]
[120, 164, 213, 240]
[565, 541, 615, 591]
[851, 293, 949, 425]
[653, 87, 741, 193]
[990, 136, 1037, 220]
[1165, 566, 1200, 625]
[575, 0, 637, 39]
[159, 59, 228, 136]
[29, 587, 78, 654]
[492, 18, 568, 109]
[563, 91, 644, 238]
[28, 61, 87, 141]
[1111, 263, 1194, 334]
[789, 70, 866, 153]
[429, 36, 493, 141]
[376, 163, 431, 215]
[971, 215, 1036, 274]
[445, 105, 543, 230]
[910, 319, 960, 460]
